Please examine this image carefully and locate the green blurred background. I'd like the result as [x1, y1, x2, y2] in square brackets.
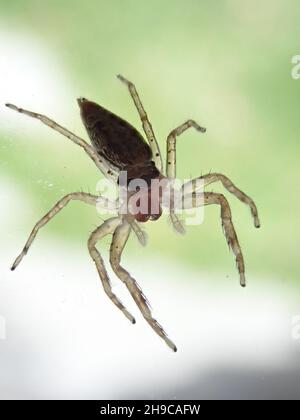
[1, 0, 299, 285]
[1, 0, 300, 400]
[0, 0, 300, 281]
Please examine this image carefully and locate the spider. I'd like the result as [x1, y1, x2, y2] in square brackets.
[6, 75, 260, 352]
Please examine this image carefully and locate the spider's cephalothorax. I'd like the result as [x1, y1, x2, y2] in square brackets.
[6, 75, 260, 352]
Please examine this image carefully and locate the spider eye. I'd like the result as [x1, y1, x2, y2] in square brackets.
[77, 97, 87, 104]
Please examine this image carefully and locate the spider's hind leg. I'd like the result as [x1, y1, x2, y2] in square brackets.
[109, 219, 177, 352]
[5, 103, 118, 181]
[117, 74, 163, 173]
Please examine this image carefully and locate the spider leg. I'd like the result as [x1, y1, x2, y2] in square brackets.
[166, 120, 206, 179]
[88, 217, 135, 324]
[186, 192, 246, 287]
[169, 212, 186, 235]
[5, 103, 118, 182]
[126, 219, 148, 247]
[110, 220, 177, 352]
[97, 198, 147, 247]
[11, 192, 101, 271]
[117, 75, 163, 173]
[166, 120, 205, 234]
[182, 173, 260, 228]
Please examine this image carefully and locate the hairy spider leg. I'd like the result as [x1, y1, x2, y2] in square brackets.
[110, 219, 177, 351]
[182, 173, 260, 228]
[5, 103, 119, 182]
[11, 192, 99, 270]
[117, 75, 163, 173]
[183, 191, 247, 287]
[88, 217, 136, 324]
[166, 119, 206, 234]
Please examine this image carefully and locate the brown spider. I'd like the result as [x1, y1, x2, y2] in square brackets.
[6, 75, 260, 352]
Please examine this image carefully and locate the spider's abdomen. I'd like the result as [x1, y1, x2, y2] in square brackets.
[78, 98, 152, 169]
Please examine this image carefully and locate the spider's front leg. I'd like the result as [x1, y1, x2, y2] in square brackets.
[88, 217, 136, 324]
[109, 219, 177, 352]
[185, 191, 246, 287]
